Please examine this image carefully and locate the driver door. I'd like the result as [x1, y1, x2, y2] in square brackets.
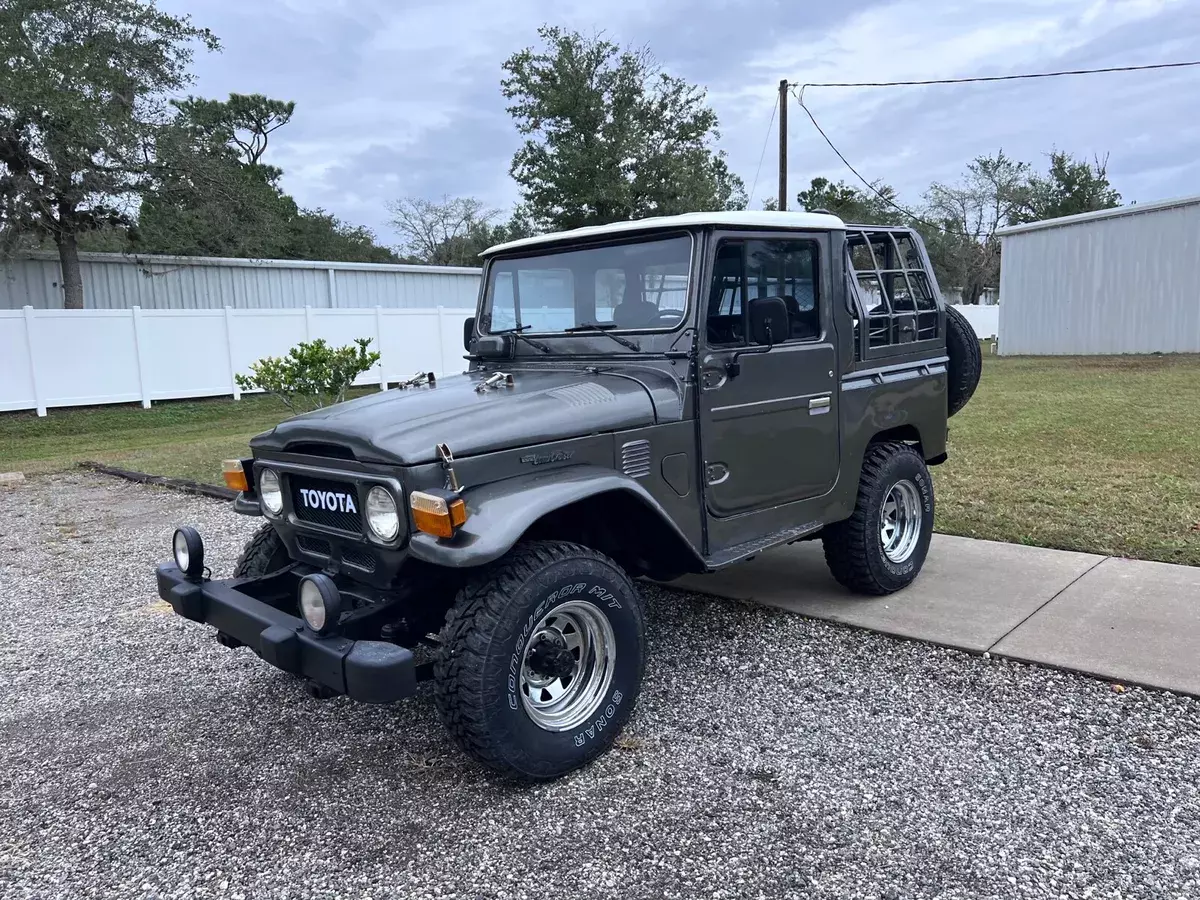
[699, 235, 840, 518]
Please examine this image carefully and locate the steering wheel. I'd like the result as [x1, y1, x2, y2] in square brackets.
[651, 310, 685, 326]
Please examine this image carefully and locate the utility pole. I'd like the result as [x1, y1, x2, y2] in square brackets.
[777, 79, 789, 211]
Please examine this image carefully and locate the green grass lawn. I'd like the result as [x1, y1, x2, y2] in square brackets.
[3, 356, 1198, 566]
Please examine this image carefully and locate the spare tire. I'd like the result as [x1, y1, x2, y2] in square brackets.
[945, 305, 982, 417]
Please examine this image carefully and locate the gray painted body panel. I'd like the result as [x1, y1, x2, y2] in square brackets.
[252, 368, 677, 465]
[249, 221, 951, 579]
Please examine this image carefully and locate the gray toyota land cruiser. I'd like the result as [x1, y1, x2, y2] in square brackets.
[156, 211, 981, 779]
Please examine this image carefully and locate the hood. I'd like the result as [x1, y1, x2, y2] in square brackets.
[252, 368, 677, 465]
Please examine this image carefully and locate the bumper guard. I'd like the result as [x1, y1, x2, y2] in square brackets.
[155, 564, 416, 703]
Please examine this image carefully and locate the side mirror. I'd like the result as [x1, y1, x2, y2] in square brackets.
[727, 297, 788, 378]
[462, 316, 476, 352]
[749, 296, 788, 346]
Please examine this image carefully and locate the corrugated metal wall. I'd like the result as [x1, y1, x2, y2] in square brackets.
[998, 201, 1200, 355]
[0, 252, 482, 311]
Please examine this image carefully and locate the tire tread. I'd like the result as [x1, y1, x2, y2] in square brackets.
[433, 541, 636, 777]
[823, 441, 928, 596]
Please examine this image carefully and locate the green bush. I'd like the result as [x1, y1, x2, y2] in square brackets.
[235, 337, 381, 414]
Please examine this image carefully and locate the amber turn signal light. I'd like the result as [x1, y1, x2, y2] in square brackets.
[410, 490, 468, 539]
[222, 459, 249, 492]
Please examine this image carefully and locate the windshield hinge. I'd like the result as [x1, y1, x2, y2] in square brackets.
[437, 442, 462, 492]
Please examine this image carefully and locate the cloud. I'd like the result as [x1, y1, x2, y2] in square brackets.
[165, 0, 1200, 243]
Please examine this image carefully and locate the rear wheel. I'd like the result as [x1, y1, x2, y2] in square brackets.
[433, 541, 645, 780]
[823, 442, 934, 595]
[233, 523, 291, 578]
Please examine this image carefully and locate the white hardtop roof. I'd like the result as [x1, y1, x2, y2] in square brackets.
[996, 193, 1200, 237]
[484, 210, 846, 256]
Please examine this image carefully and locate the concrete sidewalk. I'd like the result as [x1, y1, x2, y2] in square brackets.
[671, 534, 1200, 696]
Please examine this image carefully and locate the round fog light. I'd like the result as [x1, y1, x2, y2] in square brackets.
[299, 573, 342, 635]
[172, 527, 205, 579]
[365, 486, 400, 541]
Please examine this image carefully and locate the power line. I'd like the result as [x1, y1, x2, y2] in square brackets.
[790, 59, 1200, 95]
[786, 58, 1200, 235]
[748, 92, 779, 203]
[793, 98, 971, 237]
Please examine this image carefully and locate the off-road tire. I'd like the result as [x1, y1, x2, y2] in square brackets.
[945, 305, 982, 417]
[433, 541, 645, 781]
[823, 442, 934, 596]
[233, 523, 291, 578]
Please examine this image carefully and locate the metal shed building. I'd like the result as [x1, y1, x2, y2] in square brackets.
[0, 251, 482, 311]
[996, 195, 1200, 355]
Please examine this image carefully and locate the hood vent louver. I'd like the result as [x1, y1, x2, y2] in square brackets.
[621, 440, 652, 478]
[283, 442, 357, 460]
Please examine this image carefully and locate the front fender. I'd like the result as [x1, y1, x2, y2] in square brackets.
[407, 465, 700, 569]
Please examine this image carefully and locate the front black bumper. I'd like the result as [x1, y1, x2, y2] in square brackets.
[155, 564, 417, 703]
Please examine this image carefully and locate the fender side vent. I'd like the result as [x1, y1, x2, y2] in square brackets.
[621, 440, 652, 478]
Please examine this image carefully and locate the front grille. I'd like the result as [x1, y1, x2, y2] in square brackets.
[289, 475, 362, 533]
[342, 548, 376, 572]
[296, 535, 331, 557]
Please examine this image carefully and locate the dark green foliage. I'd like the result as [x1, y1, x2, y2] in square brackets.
[135, 92, 398, 262]
[502, 26, 745, 232]
[796, 177, 902, 225]
[0, 0, 218, 306]
[1010, 150, 1121, 224]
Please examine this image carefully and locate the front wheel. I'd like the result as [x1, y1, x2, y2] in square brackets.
[433, 541, 645, 780]
[822, 442, 934, 595]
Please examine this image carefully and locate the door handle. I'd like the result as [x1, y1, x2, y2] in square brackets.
[809, 396, 831, 415]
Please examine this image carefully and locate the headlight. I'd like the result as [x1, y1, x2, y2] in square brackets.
[172, 526, 205, 579]
[260, 468, 283, 515]
[365, 486, 400, 541]
[299, 573, 342, 634]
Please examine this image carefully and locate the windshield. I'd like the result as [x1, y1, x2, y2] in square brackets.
[482, 235, 692, 334]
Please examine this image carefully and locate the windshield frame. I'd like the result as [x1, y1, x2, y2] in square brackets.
[479, 230, 696, 338]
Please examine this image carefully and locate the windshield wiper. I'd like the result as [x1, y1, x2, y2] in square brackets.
[563, 322, 640, 351]
[490, 324, 552, 354]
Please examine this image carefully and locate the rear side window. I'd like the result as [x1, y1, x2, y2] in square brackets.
[846, 230, 939, 349]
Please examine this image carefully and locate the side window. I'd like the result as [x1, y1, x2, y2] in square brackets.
[706, 242, 745, 345]
[706, 238, 821, 345]
[847, 229, 939, 350]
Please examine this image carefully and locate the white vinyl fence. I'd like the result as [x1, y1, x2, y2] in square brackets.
[1, 301, 1004, 417]
[1, 305, 473, 416]
[951, 304, 999, 340]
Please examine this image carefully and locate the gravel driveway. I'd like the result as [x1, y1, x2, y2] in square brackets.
[2, 472, 1198, 900]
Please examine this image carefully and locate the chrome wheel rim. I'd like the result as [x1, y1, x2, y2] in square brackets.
[520, 600, 616, 732]
[880, 479, 923, 563]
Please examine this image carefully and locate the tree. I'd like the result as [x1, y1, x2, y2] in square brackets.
[0, 0, 218, 307]
[923, 150, 1030, 305]
[797, 177, 902, 225]
[1010, 150, 1121, 224]
[502, 26, 745, 232]
[388, 196, 498, 265]
[136, 93, 398, 262]
[171, 93, 294, 167]
[388, 196, 534, 266]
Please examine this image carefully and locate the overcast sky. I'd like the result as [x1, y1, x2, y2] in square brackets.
[163, 0, 1200, 244]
